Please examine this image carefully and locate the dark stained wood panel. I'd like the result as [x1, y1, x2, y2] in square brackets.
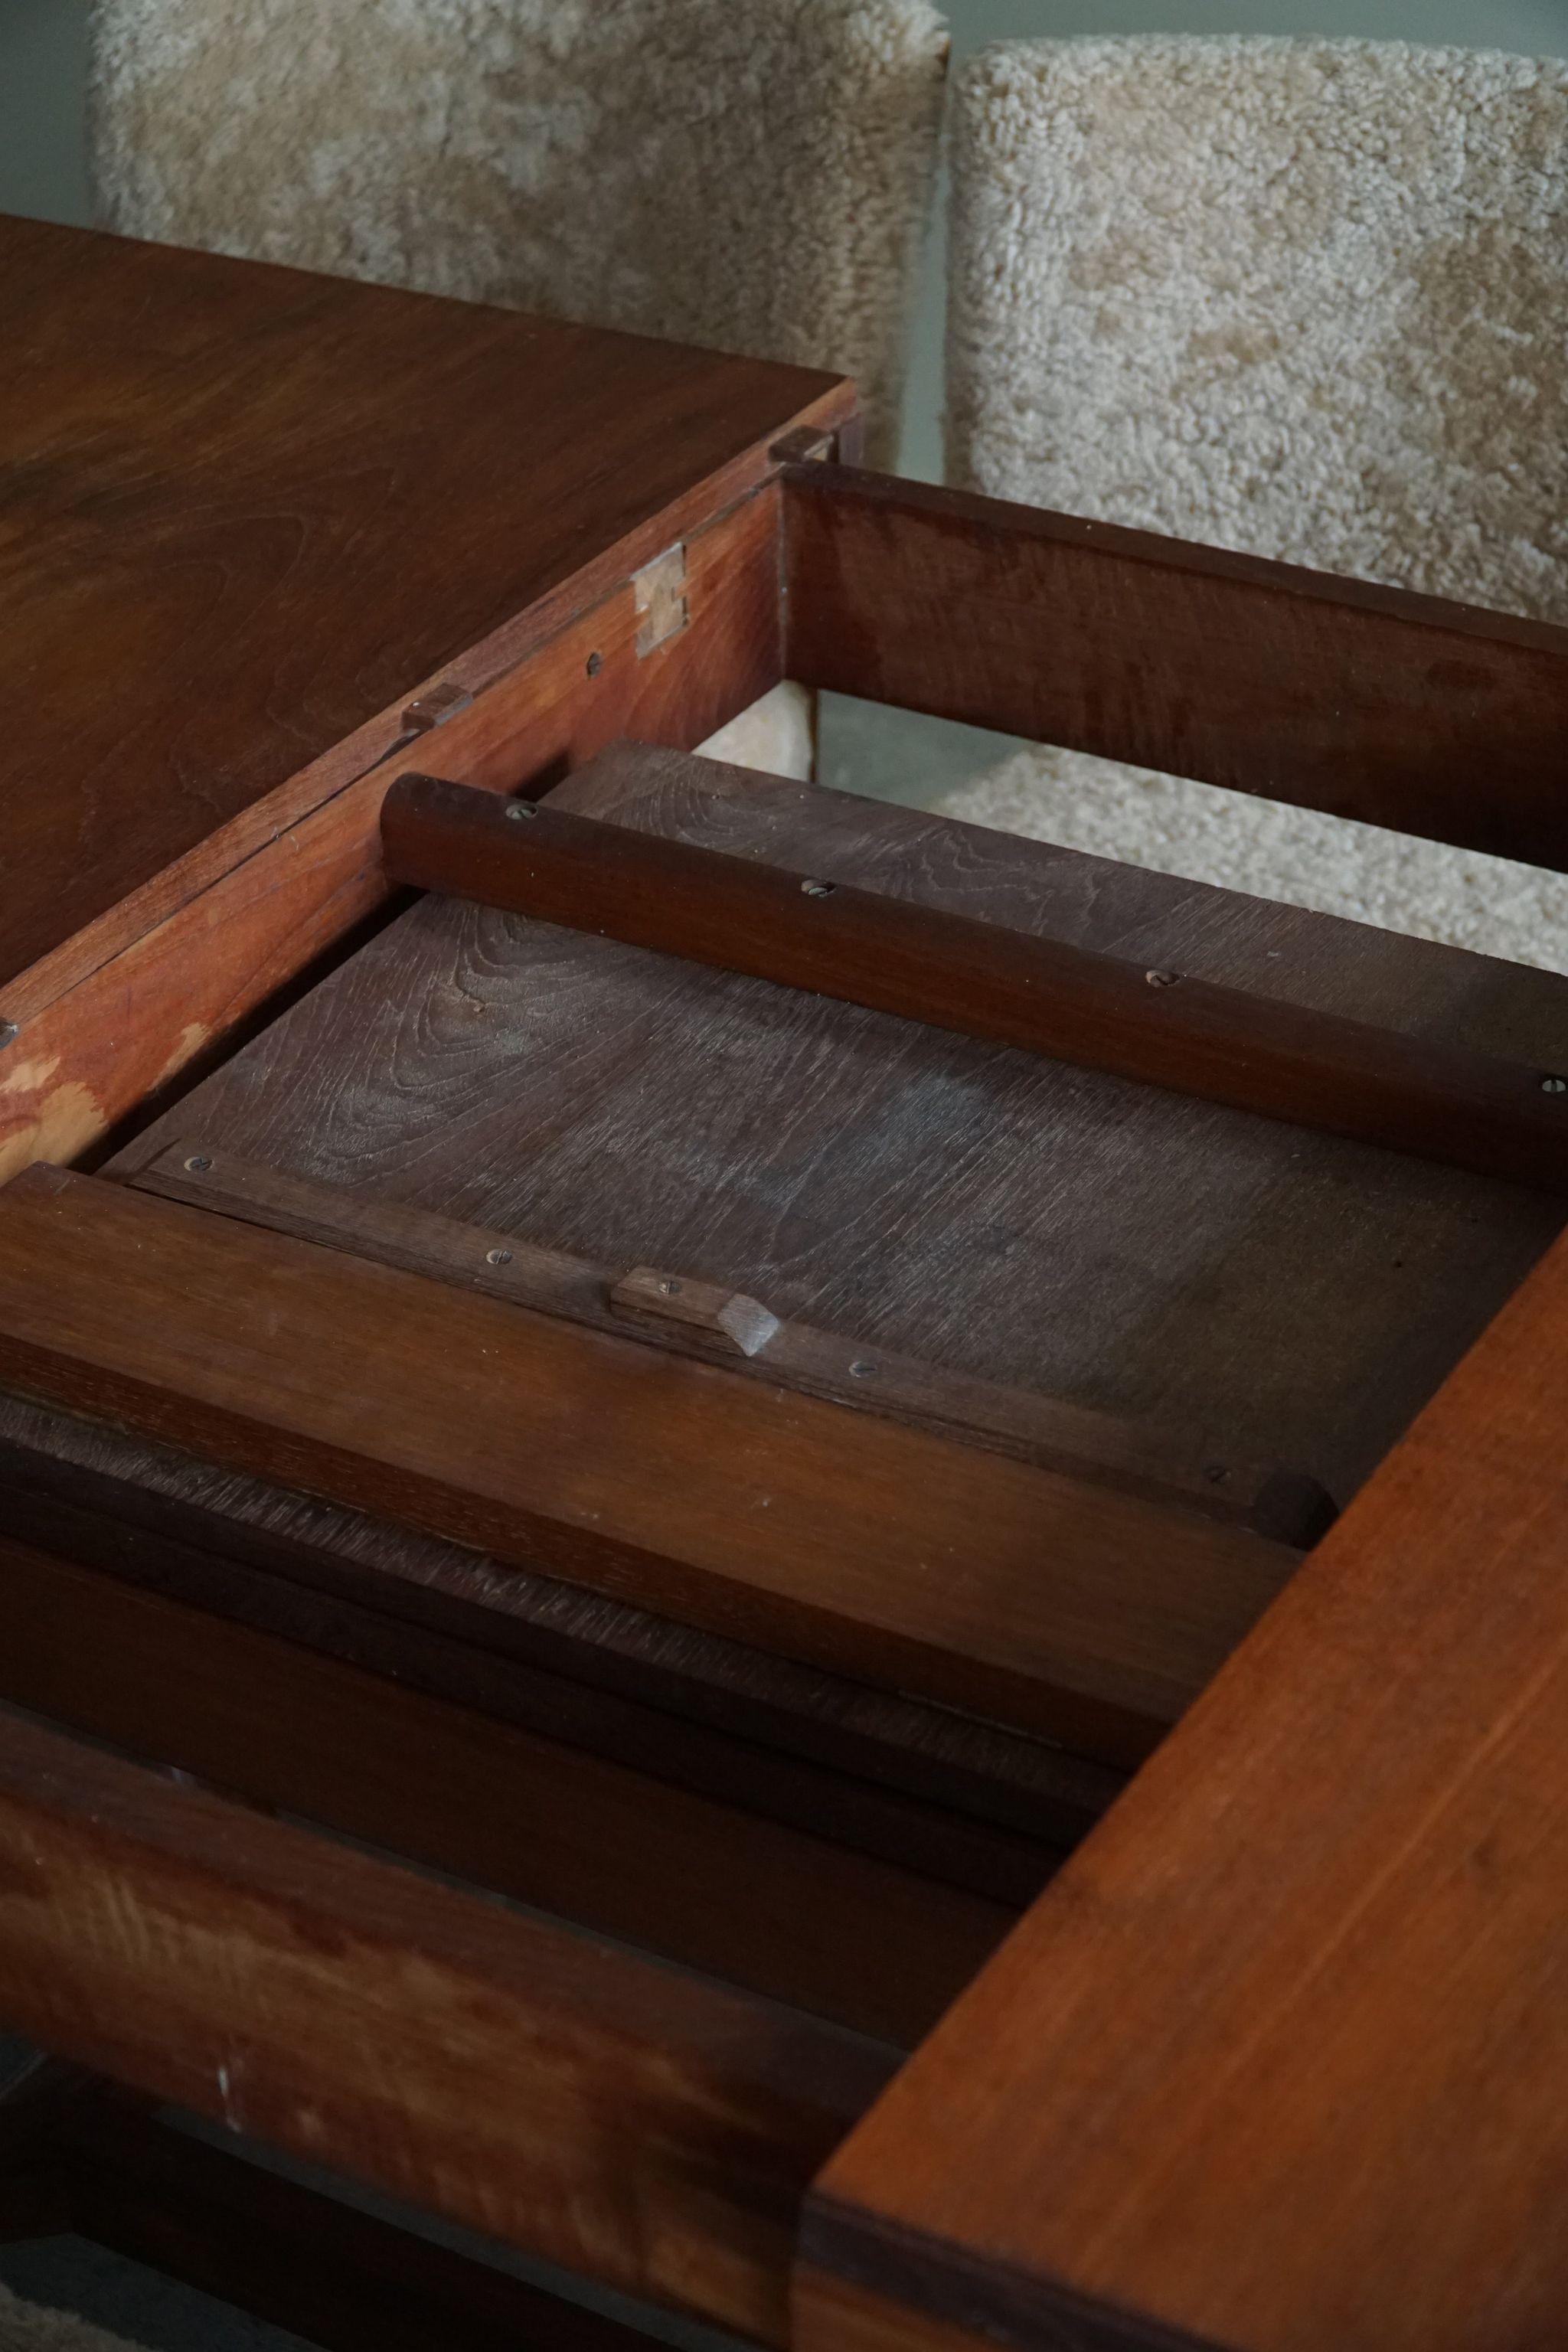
[119, 763, 1564, 1504]
[0, 214, 844, 980]
[799, 1223, 1568, 2352]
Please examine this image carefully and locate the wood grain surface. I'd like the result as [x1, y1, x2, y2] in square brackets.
[0, 1166, 1298, 1765]
[0, 1710, 890, 2343]
[379, 760, 1568, 1193]
[0, 214, 844, 984]
[801, 1218, 1568, 2352]
[123, 753, 1563, 1506]
[783, 462, 1568, 868]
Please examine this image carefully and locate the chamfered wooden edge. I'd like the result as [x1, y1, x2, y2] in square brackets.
[780, 460, 1568, 873]
[0, 1706, 893, 2344]
[0, 1163, 1300, 1769]
[0, 375, 858, 1186]
[792, 1214, 1568, 2352]
[377, 761, 1568, 1197]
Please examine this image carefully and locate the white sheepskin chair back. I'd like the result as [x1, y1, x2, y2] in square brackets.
[941, 38, 1568, 972]
[90, 0, 950, 468]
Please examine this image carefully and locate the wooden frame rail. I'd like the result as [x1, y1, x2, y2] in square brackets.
[0, 1165, 1298, 1769]
[781, 462, 1568, 871]
[379, 759, 1568, 1195]
[0, 1709, 890, 2345]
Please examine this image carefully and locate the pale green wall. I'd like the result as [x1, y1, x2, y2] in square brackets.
[0, 0, 90, 227]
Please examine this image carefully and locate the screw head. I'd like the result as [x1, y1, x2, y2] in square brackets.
[485, 1247, 513, 1267]
[586, 652, 603, 677]
[849, 1360, 879, 1380]
[184, 1155, 212, 1174]
[0, 1021, 16, 1050]
[505, 802, 537, 822]
[1542, 1076, 1568, 1095]
[658, 1278, 683, 1297]
[1204, 1463, 1232, 1485]
[1145, 969, 1181, 989]
[801, 879, 835, 900]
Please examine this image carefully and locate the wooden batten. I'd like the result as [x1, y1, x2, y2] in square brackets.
[378, 758, 1568, 1196]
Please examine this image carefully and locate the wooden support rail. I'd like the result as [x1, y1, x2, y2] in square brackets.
[0, 1709, 890, 2344]
[0, 1165, 1298, 1767]
[380, 760, 1568, 1195]
[780, 462, 1568, 871]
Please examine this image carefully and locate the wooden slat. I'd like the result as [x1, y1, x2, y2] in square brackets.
[0, 1533, 1011, 2046]
[799, 1221, 1568, 2352]
[128, 1140, 1331, 1544]
[0, 1709, 889, 2344]
[379, 760, 1568, 1194]
[0, 1165, 1298, 1768]
[781, 462, 1568, 870]
[0, 477, 792, 1187]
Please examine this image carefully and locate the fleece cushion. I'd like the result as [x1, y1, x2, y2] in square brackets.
[88, 0, 949, 466]
[0, 2283, 147, 2352]
[942, 37, 1568, 966]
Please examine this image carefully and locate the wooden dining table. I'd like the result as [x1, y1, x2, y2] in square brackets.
[3, 210, 1568, 2352]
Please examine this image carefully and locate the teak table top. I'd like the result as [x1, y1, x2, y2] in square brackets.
[5, 215, 1568, 2352]
[0, 211, 841, 984]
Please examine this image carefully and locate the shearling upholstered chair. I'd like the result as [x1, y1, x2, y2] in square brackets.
[940, 38, 1568, 970]
[88, 0, 950, 778]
